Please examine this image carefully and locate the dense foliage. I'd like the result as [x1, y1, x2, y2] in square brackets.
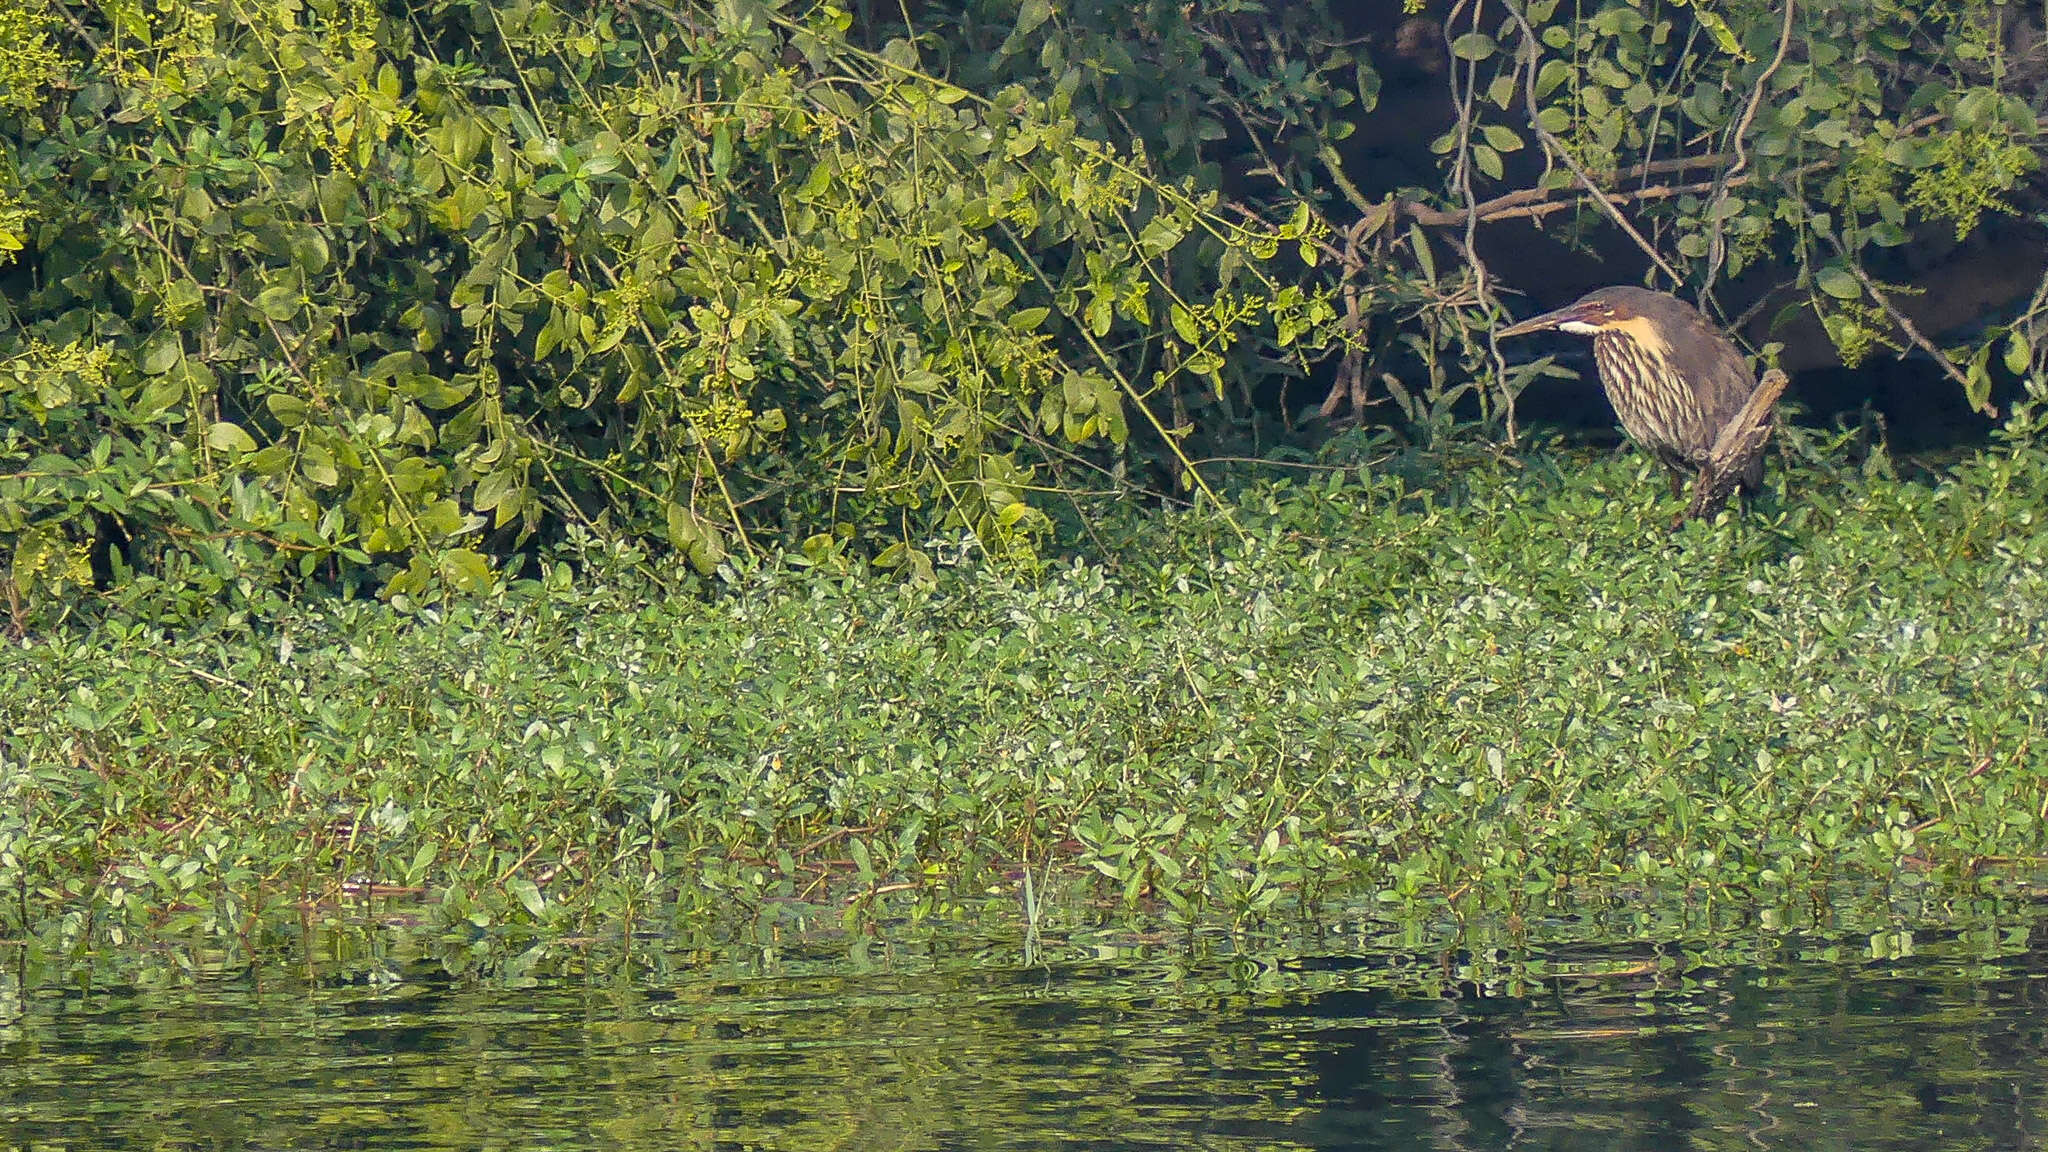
[3, 0, 2045, 612]
[5, 441, 2046, 953]
[1, 0, 1348, 616]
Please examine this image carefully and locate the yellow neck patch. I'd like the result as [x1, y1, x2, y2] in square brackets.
[1606, 314, 1675, 364]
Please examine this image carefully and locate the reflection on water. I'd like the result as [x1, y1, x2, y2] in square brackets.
[1, 926, 2044, 1150]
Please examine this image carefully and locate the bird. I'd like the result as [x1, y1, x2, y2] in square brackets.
[1496, 285, 1773, 514]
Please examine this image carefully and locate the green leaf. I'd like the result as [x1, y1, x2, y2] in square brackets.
[1487, 72, 1517, 110]
[255, 284, 300, 322]
[710, 123, 732, 179]
[367, 350, 425, 381]
[1015, 0, 1052, 37]
[1589, 57, 1630, 88]
[1282, 200, 1312, 239]
[1809, 119, 1851, 148]
[440, 547, 494, 593]
[1816, 265, 1861, 300]
[140, 335, 183, 375]
[302, 445, 340, 487]
[507, 877, 546, 918]
[408, 844, 438, 885]
[1086, 293, 1112, 336]
[1480, 123, 1522, 153]
[1170, 303, 1199, 344]
[473, 468, 519, 513]
[665, 502, 700, 547]
[2005, 332, 2032, 376]
[1966, 354, 1994, 414]
[666, 504, 727, 575]
[1408, 224, 1436, 283]
[163, 279, 205, 323]
[1691, 3, 1749, 58]
[1473, 143, 1503, 181]
[415, 498, 464, 538]
[1450, 33, 1497, 61]
[205, 421, 258, 453]
[1009, 307, 1050, 332]
[1138, 216, 1185, 256]
[1062, 370, 1095, 415]
[898, 369, 943, 394]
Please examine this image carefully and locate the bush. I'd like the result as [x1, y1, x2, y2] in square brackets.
[0, 0, 1343, 618]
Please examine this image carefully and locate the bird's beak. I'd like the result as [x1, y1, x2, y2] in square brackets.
[1496, 302, 1594, 339]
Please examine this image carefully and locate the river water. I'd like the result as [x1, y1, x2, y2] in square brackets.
[1, 924, 2043, 1149]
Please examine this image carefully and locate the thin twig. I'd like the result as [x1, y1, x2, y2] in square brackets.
[1502, 0, 1683, 287]
[1410, 169, 1823, 229]
[1380, 113, 1950, 233]
[1845, 260, 1994, 416]
[1723, 1, 1798, 189]
[1407, 152, 1752, 226]
[1446, 0, 1518, 443]
[1705, 0, 1799, 296]
[163, 657, 256, 698]
[1237, 163, 1824, 274]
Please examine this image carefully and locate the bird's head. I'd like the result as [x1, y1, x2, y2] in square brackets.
[1496, 289, 1644, 338]
[1496, 286, 1682, 358]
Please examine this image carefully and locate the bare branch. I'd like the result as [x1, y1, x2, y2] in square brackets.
[1400, 165, 1830, 229]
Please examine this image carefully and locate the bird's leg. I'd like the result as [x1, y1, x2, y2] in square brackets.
[1660, 467, 1691, 531]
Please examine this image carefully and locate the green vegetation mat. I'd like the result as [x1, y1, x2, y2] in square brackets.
[5, 444, 2047, 965]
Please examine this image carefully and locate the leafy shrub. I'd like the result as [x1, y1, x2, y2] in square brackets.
[0, 0, 1341, 617]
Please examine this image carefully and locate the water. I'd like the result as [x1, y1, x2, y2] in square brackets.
[2, 927, 2044, 1150]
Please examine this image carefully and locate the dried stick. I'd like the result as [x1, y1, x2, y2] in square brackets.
[1319, 215, 1378, 420]
[1685, 368, 1788, 521]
